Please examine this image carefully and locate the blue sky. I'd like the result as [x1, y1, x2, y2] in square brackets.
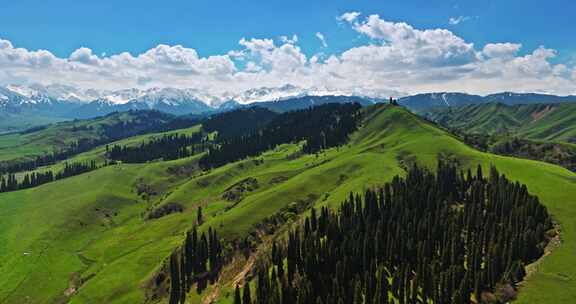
[0, 0, 575, 96]
[1, 0, 573, 59]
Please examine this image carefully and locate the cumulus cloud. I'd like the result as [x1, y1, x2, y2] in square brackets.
[0, 39, 13, 49]
[345, 14, 479, 68]
[315, 32, 328, 48]
[0, 39, 58, 68]
[69, 47, 100, 65]
[0, 13, 575, 97]
[482, 43, 521, 59]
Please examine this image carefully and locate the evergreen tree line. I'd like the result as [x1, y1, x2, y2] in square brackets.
[55, 160, 98, 179]
[106, 133, 207, 163]
[0, 138, 102, 175]
[199, 103, 361, 169]
[236, 163, 552, 304]
[0, 110, 201, 175]
[202, 107, 279, 140]
[167, 226, 224, 304]
[0, 160, 99, 193]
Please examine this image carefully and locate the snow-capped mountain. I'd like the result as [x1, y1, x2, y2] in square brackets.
[3, 83, 575, 121]
[0, 83, 392, 110]
[233, 84, 311, 104]
[0, 85, 86, 116]
[7, 84, 100, 103]
[0, 86, 28, 107]
[73, 88, 215, 119]
[98, 88, 145, 104]
[0, 83, 388, 119]
[230, 84, 399, 105]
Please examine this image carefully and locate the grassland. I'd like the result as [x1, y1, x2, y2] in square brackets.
[0, 104, 574, 303]
[0, 112, 68, 135]
[0, 110, 179, 163]
[425, 102, 576, 143]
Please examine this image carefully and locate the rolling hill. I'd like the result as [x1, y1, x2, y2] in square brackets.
[0, 104, 575, 303]
[0, 112, 68, 135]
[424, 102, 576, 143]
[0, 110, 200, 174]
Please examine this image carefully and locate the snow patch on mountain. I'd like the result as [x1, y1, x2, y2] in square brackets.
[0, 83, 405, 110]
[231, 84, 399, 105]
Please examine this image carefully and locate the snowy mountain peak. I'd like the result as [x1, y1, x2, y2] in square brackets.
[6, 84, 39, 98]
[0, 83, 406, 119]
[5, 84, 98, 103]
[0, 83, 403, 109]
[232, 85, 369, 105]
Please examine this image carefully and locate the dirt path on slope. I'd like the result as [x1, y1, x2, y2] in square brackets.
[202, 253, 256, 304]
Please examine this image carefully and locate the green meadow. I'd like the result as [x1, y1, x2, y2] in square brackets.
[426, 102, 576, 143]
[0, 105, 574, 303]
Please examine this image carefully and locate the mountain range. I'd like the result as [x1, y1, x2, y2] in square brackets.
[1, 84, 576, 132]
[399, 92, 576, 112]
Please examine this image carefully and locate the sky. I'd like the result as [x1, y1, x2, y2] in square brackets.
[0, 0, 575, 97]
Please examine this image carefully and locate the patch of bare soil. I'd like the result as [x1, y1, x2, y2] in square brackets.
[530, 105, 555, 123]
[523, 224, 562, 280]
[201, 252, 257, 304]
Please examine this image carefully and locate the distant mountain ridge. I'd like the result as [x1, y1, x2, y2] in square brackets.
[0, 84, 380, 120]
[2, 83, 576, 131]
[223, 95, 375, 113]
[400, 92, 576, 112]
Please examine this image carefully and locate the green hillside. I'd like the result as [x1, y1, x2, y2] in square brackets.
[0, 105, 575, 303]
[0, 110, 188, 162]
[0, 110, 198, 176]
[0, 112, 68, 135]
[425, 102, 576, 143]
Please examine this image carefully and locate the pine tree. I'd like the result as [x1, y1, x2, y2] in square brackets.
[197, 206, 203, 224]
[234, 285, 242, 304]
[243, 282, 252, 304]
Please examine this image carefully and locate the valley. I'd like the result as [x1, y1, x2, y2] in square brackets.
[2, 3, 576, 303]
[0, 103, 574, 303]
[425, 103, 576, 171]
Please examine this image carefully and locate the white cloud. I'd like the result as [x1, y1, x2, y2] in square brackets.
[449, 16, 471, 25]
[346, 14, 478, 67]
[315, 32, 328, 48]
[482, 43, 521, 59]
[0, 39, 13, 49]
[0, 13, 575, 97]
[69, 47, 100, 65]
[0, 39, 58, 68]
[338, 12, 361, 23]
[280, 35, 298, 44]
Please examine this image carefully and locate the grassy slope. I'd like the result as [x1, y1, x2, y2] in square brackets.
[0, 105, 574, 303]
[426, 102, 576, 143]
[0, 111, 176, 163]
[0, 113, 68, 134]
[11, 124, 202, 181]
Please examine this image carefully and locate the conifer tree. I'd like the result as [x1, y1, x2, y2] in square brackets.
[234, 285, 242, 304]
[243, 282, 252, 304]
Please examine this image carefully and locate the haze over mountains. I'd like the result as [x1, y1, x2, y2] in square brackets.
[1, 83, 576, 126]
[0, 84, 377, 118]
